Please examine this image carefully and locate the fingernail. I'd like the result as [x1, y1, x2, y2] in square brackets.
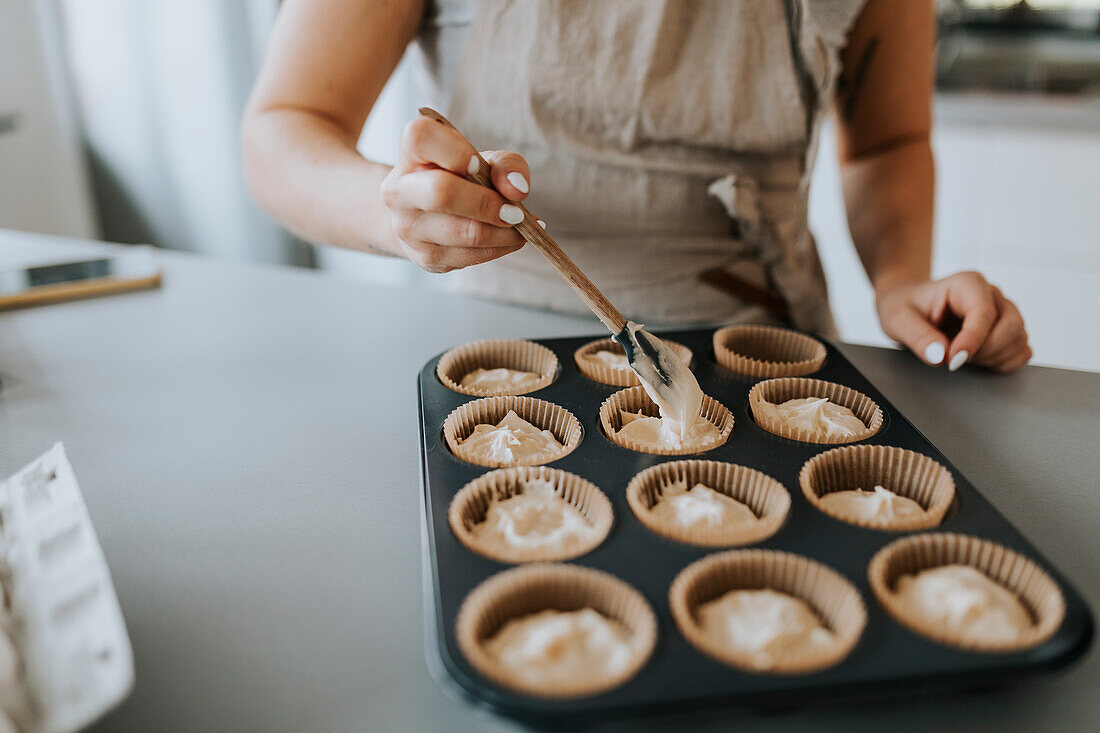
[948, 350, 969, 372]
[499, 204, 524, 225]
[467, 155, 479, 176]
[924, 342, 945, 365]
[536, 219, 546, 229]
[506, 171, 529, 194]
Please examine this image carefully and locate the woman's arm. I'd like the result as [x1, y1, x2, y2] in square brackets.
[835, 0, 1031, 372]
[242, 0, 530, 271]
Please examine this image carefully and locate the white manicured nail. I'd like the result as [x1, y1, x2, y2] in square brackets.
[506, 171, 529, 194]
[536, 219, 546, 229]
[499, 204, 524, 225]
[467, 155, 479, 176]
[924, 342, 945, 365]
[948, 350, 969, 372]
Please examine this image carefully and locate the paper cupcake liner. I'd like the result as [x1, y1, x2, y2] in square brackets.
[868, 533, 1065, 653]
[437, 339, 559, 396]
[799, 445, 955, 532]
[669, 550, 866, 675]
[574, 338, 693, 387]
[443, 396, 582, 468]
[626, 460, 790, 547]
[748, 377, 883, 444]
[599, 387, 734, 456]
[713, 324, 827, 378]
[449, 467, 614, 563]
[456, 564, 658, 699]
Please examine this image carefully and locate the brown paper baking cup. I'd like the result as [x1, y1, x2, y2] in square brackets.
[456, 564, 658, 698]
[669, 550, 866, 674]
[437, 339, 558, 396]
[443, 396, 582, 468]
[626, 460, 790, 547]
[599, 386, 734, 455]
[748, 377, 882, 444]
[868, 533, 1065, 653]
[713, 324, 827, 378]
[449, 466, 614, 563]
[799, 445, 955, 532]
[573, 338, 693, 387]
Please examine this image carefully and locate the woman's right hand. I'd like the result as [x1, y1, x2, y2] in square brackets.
[380, 116, 531, 273]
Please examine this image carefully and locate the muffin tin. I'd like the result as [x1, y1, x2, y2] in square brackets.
[417, 328, 1094, 726]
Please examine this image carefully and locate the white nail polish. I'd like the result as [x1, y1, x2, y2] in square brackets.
[467, 155, 479, 176]
[536, 219, 546, 229]
[499, 204, 524, 225]
[506, 171, 529, 194]
[924, 342, 945, 365]
[948, 350, 969, 372]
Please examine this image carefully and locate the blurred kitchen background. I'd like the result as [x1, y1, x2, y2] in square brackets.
[2, 0, 1098, 369]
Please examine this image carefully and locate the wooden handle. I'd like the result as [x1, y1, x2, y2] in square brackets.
[417, 108, 626, 334]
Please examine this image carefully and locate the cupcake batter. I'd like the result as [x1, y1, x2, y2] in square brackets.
[697, 589, 835, 670]
[470, 478, 598, 554]
[895, 564, 1032, 645]
[650, 479, 757, 529]
[590, 350, 629, 370]
[485, 608, 634, 687]
[460, 367, 541, 392]
[615, 410, 720, 452]
[819, 485, 925, 522]
[760, 397, 866, 440]
[455, 410, 563, 465]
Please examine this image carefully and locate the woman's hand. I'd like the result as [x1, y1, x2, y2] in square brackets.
[875, 272, 1032, 373]
[380, 116, 531, 273]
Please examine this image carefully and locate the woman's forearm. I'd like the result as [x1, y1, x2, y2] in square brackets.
[841, 137, 934, 296]
[242, 107, 402, 256]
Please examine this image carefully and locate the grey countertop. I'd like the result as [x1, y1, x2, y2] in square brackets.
[0, 239, 1096, 732]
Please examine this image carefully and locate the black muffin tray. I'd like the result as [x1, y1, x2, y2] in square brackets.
[417, 328, 1093, 727]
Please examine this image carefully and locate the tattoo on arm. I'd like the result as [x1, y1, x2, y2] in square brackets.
[838, 36, 880, 122]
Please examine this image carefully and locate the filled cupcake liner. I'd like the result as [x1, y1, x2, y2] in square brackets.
[748, 377, 883, 444]
[598, 387, 734, 456]
[868, 533, 1065, 653]
[437, 339, 559, 396]
[574, 338, 693, 387]
[713, 324, 827, 378]
[799, 445, 956, 532]
[669, 550, 866, 675]
[626, 460, 790, 547]
[443, 396, 582, 468]
[455, 564, 658, 699]
[449, 466, 614, 563]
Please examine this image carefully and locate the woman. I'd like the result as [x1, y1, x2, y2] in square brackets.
[242, 0, 1031, 372]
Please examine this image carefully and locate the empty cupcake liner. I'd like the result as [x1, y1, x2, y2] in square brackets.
[574, 338, 693, 387]
[599, 386, 734, 456]
[443, 396, 582, 468]
[669, 550, 866, 675]
[456, 564, 658, 699]
[713, 324, 827, 378]
[449, 466, 614, 563]
[748, 377, 883, 444]
[799, 445, 955, 532]
[437, 339, 559, 396]
[626, 460, 790, 547]
[868, 533, 1065, 653]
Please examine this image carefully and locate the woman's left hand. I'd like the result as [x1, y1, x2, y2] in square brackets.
[875, 271, 1032, 373]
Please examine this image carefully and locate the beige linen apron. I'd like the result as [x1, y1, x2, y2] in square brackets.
[433, 0, 865, 334]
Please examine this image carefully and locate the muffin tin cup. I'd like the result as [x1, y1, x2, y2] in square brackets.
[599, 386, 734, 456]
[868, 533, 1066, 653]
[574, 338, 693, 387]
[437, 339, 559, 396]
[713, 324, 826, 378]
[669, 550, 867, 675]
[443, 396, 582, 468]
[748, 377, 883, 444]
[455, 564, 658, 699]
[448, 466, 614, 563]
[625, 460, 790, 548]
[799, 445, 956, 532]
